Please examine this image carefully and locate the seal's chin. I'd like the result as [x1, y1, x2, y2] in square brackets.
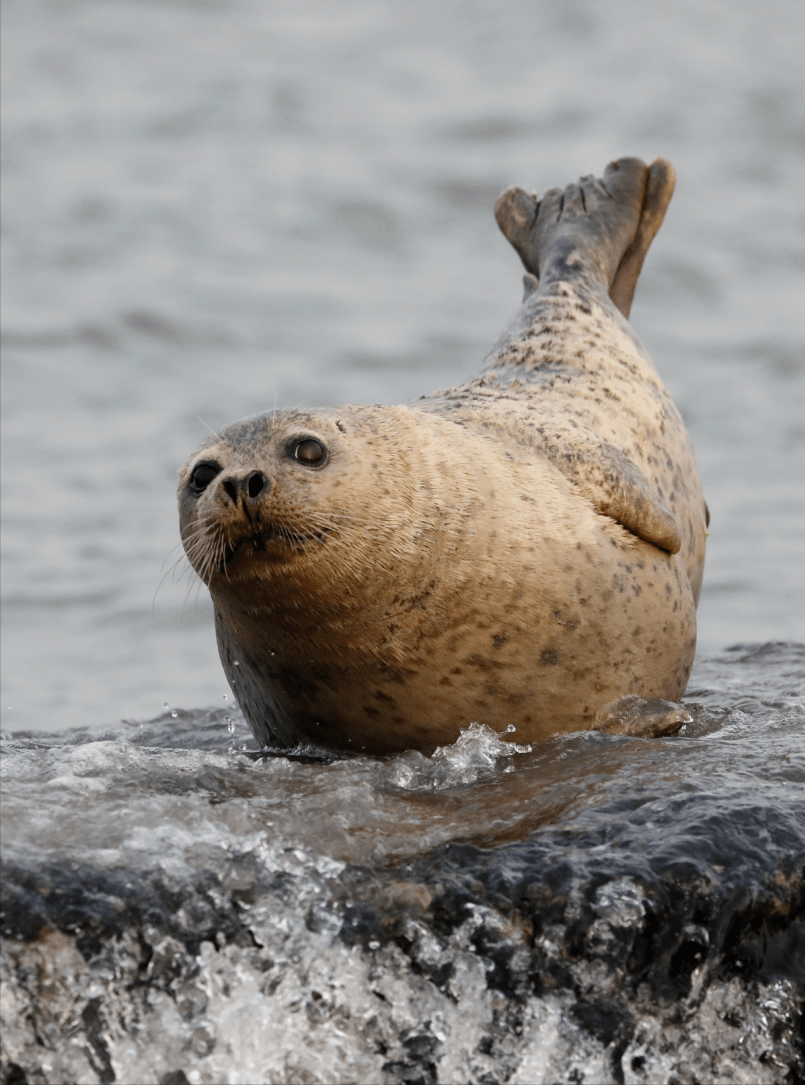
[217, 522, 331, 575]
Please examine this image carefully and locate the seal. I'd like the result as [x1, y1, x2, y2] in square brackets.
[178, 156, 707, 754]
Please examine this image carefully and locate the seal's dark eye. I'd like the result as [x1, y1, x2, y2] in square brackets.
[189, 461, 221, 493]
[293, 438, 326, 466]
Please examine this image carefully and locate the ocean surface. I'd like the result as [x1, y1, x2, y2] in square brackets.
[1, 1, 804, 1083]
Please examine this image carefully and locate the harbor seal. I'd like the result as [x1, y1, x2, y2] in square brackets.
[178, 156, 707, 754]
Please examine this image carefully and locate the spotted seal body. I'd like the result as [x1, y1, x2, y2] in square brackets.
[178, 157, 707, 754]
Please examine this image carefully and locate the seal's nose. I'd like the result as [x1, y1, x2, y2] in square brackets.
[222, 470, 268, 504]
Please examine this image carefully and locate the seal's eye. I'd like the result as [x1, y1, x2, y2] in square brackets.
[293, 438, 326, 466]
[189, 461, 221, 494]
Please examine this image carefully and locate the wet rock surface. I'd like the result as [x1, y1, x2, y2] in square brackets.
[2, 644, 804, 1084]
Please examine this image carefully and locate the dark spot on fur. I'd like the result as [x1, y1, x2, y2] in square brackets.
[464, 654, 500, 672]
[541, 650, 559, 666]
[363, 706, 380, 719]
[380, 666, 418, 685]
[554, 609, 579, 631]
[492, 635, 507, 649]
[373, 689, 398, 706]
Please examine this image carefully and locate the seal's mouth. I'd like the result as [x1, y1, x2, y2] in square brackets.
[220, 524, 331, 571]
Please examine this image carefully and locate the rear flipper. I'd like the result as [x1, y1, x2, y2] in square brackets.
[495, 157, 676, 318]
[610, 160, 676, 318]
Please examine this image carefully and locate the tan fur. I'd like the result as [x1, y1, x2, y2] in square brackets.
[178, 157, 706, 754]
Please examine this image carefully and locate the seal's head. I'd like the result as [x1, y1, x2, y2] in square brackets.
[178, 409, 350, 592]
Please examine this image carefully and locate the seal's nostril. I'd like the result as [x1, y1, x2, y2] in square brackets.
[247, 471, 266, 499]
[221, 473, 267, 503]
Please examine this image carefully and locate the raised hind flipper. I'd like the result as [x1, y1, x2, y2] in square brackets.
[609, 159, 676, 318]
[495, 157, 675, 317]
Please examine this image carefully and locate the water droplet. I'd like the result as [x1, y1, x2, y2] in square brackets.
[163, 702, 169, 710]
[171, 711, 178, 718]
[227, 720, 235, 735]
[233, 661, 240, 667]
[222, 694, 228, 701]
[505, 724, 516, 733]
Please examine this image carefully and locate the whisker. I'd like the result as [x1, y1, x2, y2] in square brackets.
[153, 554, 195, 607]
[197, 415, 223, 440]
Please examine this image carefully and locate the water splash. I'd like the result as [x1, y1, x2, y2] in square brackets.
[385, 722, 532, 791]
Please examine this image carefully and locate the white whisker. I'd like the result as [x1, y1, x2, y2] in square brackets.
[197, 415, 223, 440]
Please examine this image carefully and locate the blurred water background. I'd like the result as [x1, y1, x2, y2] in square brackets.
[1, 0, 804, 731]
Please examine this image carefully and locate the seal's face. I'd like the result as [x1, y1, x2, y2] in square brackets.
[178, 410, 349, 588]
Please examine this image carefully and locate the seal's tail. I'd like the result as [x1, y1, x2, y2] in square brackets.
[494, 157, 676, 319]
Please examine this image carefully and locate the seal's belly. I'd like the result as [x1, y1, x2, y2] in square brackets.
[221, 519, 697, 755]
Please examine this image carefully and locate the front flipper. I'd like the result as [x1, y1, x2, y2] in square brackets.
[534, 424, 682, 553]
[593, 695, 691, 737]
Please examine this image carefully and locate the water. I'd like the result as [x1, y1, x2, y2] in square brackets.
[2, 644, 804, 1082]
[2, 1, 804, 1082]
